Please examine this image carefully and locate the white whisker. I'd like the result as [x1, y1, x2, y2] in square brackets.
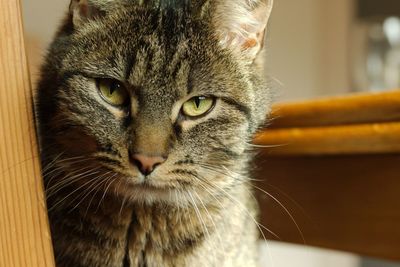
[250, 183, 306, 244]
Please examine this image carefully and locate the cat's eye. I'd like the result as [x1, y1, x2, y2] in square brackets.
[97, 79, 129, 107]
[182, 96, 215, 118]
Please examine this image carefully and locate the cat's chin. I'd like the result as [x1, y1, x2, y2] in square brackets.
[112, 176, 191, 206]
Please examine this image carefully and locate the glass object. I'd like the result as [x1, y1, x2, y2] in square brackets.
[353, 12, 400, 92]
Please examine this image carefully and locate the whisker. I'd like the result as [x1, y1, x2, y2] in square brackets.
[95, 173, 118, 213]
[45, 164, 97, 187]
[48, 170, 103, 211]
[246, 142, 288, 149]
[195, 173, 279, 241]
[119, 192, 128, 216]
[194, 175, 278, 267]
[41, 152, 65, 173]
[193, 190, 226, 259]
[187, 191, 217, 265]
[261, 182, 312, 224]
[46, 167, 102, 198]
[199, 165, 281, 240]
[198, 162, 303, 242]
[68, 179, 105, 213]
[250, 183, 306, 244]
[85, 171, 113, 211]
[72, 171, 116, 214]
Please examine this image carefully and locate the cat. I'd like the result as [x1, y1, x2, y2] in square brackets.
[35, 0, 273, 266]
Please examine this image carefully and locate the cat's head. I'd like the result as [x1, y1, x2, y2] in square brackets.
[37, 0, 273, 207]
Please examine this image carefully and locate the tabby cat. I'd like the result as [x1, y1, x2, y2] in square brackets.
[36, 0, 273, 266]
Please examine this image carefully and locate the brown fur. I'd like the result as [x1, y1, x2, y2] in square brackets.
[35, 0, 273, 266]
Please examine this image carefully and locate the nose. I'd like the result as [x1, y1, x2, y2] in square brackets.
[130, 153, 166, 176]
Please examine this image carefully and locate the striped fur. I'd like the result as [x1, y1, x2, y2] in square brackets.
[36, 0, 273, 266]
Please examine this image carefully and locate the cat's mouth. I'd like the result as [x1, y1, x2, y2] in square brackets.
[111, 175, 187, 204]
[129, 177, 178, 191]
[118, 174, 175, 192]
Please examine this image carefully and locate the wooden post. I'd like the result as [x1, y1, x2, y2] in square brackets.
[0, 0, 55, 266]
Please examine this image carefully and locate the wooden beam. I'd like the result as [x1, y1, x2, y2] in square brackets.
[0, 1, 55, 266]
[255, 122, 400, 155]
[256, 91, 400, 156]
[269, 90, 400, 128]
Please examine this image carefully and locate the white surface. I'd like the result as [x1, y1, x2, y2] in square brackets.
[259, 241, 361, 267]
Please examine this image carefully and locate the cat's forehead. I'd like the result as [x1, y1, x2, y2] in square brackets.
[127, 40, 190, 96]
[109, 6, 196, 47]
[118, 10, 196, 97]
[64, 5, 247, 103]
[72, 7, 211, 88]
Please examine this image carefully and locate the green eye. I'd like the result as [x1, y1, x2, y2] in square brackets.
[97, 79, 128, 106]
[182, 96, 214, 118]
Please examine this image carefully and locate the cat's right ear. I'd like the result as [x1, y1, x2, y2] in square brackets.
[69, 0, 105, 28]
[208, 0, 273, 64]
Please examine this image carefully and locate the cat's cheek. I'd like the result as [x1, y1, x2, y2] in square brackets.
[55, 128, 98, 156]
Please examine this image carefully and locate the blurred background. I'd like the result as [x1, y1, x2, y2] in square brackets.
[266, 0, 400, 101]
[22, 0, 400, 266]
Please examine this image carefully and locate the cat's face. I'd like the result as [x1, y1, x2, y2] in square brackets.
[38, 0, 272, 207]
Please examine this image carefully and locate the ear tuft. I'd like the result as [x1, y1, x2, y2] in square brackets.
[213, 0, 273, 64]
[69, 0, 105, 28]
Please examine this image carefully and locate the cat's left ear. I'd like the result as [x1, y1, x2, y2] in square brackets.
[214, 0, 273, 64]
[69, 0, 106, 28]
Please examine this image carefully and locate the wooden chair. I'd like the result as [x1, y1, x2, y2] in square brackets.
[255, 91, 400, 261]
[1, 0, 399, 265]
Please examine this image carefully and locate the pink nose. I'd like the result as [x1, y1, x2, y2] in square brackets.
[130, 154, 166, 175]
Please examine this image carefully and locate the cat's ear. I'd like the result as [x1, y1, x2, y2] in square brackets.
[69, 0, 106, 28]
[213, 0, 273, 63]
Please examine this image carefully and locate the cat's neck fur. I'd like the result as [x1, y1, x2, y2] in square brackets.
[48, 179, 258, 267]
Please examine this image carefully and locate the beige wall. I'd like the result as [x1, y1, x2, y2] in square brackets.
[23, 0, 67, 43]
[266, 0, 354, 101]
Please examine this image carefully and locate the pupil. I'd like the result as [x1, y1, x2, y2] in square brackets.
[194, 97, 201, 108]
[109, 81, 120, 95]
